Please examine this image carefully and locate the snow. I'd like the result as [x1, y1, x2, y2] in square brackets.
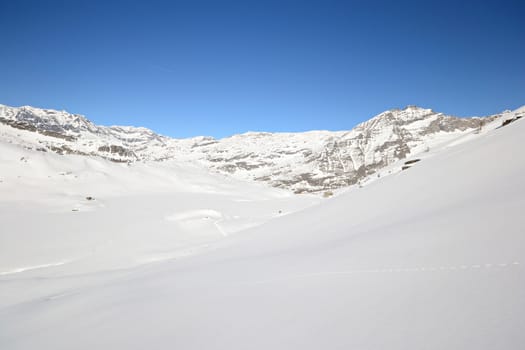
[0, 109, 524, 349]
[0, 141, 318, 277]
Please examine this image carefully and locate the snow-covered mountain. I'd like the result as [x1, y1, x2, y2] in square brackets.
[1, 102, 524, 350]
[1, 103, 521, 192]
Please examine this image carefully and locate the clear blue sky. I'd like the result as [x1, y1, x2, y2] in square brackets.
[1, 0, 524, 138]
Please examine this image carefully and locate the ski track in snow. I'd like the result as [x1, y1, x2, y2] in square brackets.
[213, 219, 227, 236]
[0, 260, 71, 276]
[252, 262, 521, 285]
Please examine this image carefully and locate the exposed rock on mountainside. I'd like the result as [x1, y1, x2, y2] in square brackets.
[0, 103, 516, 192]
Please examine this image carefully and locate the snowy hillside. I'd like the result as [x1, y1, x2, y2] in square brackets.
[2, 103, 516, 192]
[0, 140, 319, 275]
[0, 99, 525, 350]
[0, 107, 523, 349]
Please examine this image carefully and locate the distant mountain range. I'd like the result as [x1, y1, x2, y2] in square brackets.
[1, 103, 522, 193]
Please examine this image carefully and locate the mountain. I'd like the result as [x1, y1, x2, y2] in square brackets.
[1, 102, 524, 349]
[1, 103, 519, 192]
[1, 104, 524, 349]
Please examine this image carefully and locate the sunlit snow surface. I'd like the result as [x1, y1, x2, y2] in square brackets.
[0, 116, 524, 349]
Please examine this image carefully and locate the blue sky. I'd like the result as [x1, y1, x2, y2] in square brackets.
[1, 0, 524, 138]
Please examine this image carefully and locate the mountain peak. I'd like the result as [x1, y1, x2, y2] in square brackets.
[386, 105, 435, 119]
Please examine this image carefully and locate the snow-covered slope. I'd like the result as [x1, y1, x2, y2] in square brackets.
[0, 109, 523, 349]
[0, 141, 318, 276]
[2, 103, 515, 192]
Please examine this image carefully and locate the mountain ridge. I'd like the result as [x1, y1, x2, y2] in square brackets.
[1, 103, 519, 193]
